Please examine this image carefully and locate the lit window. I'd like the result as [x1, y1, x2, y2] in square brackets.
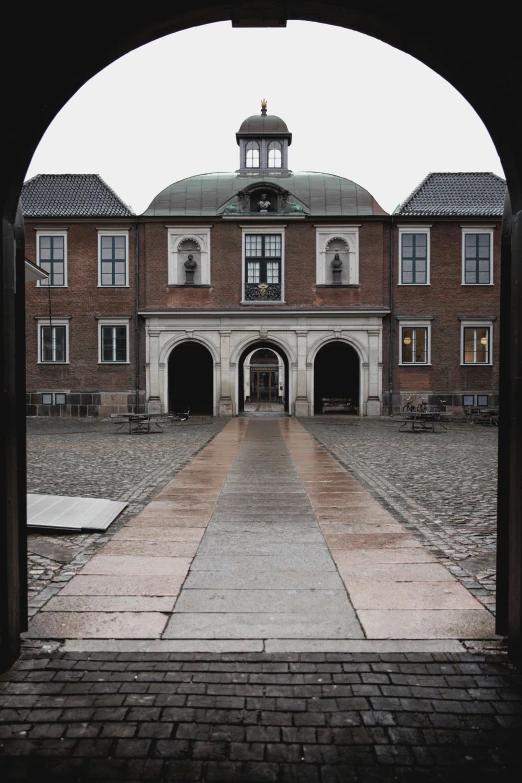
[463, 232, 492, 284]
[99, 234, 127, 286]
[400, 232, 428, 284]
[268, 141, 282, 168]
[101, 325, 128, 362]
[38, 234, 66, 286]
[401, 327, 428, 364]
[40, 325, 67, 362]
[245, 142, 260, 168]
[463, 326, 490, 364]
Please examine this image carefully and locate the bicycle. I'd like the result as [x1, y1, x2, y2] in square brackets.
[168, 407, 190, 422]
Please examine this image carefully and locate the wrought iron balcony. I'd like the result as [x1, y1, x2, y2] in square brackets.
[244, 283, 282, 302]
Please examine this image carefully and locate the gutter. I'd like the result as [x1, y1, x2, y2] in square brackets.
[388, 216, 394, 415]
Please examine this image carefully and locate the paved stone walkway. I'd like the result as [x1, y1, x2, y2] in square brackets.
[302, 417, 497, 612]
[25, 418, 495, 648]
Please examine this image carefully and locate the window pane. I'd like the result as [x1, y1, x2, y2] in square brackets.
[41, 327, 53, 361]
[247, 262, 260, 283]
[477, 395, 489, 406]
[402, 271, 413, 284]
[114, 236, 126, 248]
[402, 328, 413, 363]
[102, 327, 113, 361]
[464, 328, 475, 363]
[102, 273, 113, 285]
[415, 270, 427, 284]
[101, 247, 113, 259]
[463, 395, 475, 407]
[264, 235, 281, 257]
[101, 237, 112, 249]
[476, 328, 489, 363]
[268, 142, 282, 168]
[114, 273, 126, 285]
[115, 327, 127, 361]
[55, 393, 66, 405]
[266, 262, 279, 283]
[415, 234, 427, 251]
[245, 235, 263, 257]
[54, 327, 66, 362]
[478, 271, 490, 284]
[40, 237, 51, 249]
[414, 328, 427, 363]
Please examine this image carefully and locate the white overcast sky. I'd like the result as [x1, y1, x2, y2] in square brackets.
[26, 21, 504, 215]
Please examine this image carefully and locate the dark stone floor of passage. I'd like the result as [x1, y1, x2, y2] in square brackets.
[1, 649, 521, 782]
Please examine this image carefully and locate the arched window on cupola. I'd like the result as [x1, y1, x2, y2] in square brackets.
[245, 141, 260, 168]
[268, 141, 282, 168]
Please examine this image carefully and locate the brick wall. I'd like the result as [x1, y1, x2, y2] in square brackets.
[25, 220, 138, 416]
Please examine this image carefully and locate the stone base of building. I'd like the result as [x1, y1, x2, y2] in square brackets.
[26, 390, 146, 417]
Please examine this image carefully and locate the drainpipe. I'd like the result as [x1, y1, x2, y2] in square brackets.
[134, 218, 140, 413]
[388, 217, 394, 415]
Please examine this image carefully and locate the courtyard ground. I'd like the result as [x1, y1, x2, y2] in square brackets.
[0, 414, 519, 781]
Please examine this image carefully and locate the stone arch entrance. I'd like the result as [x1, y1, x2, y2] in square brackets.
[168, 341, 213, 416]
[314, 341, 360, 415]
[238, 341, 290, 414]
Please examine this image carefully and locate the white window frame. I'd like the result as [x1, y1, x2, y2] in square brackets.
[315, 226, 359, 285]
[98, 318, 130, 364]
[241, 225, 285, 303]
[397, 319, 432, 365]
[460, 320, 493, 366]
[36, 230, 68, 287]
[37, 318, 69, 364]
[167, 227, 211, 285]
[398, 226, 431, 286]
[461, 227, 494, 286]
[98, 230, 129, 287]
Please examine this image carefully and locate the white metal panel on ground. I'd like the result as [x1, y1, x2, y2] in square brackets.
[27, 494, 127, 532]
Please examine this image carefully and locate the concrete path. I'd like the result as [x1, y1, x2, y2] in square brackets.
[26, 417, 496, 650]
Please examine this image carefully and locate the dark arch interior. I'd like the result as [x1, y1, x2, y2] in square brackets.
[314, 341, 360, 414]
[239, 341, 289, 413]
[168, 342, 213, 416]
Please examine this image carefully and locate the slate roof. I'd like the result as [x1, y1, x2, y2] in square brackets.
[143, 171, 387, 217]
[395, 172, 506, 217]
[22, 174, 134, 218]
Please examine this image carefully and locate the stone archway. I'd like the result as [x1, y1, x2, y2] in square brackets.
[2, 1, 522, 664]
[238, 341, 290, 414]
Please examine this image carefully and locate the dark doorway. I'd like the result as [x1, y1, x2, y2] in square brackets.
[168, 342, 213, 416]
[239, 342, 289, 413]
[314, 341, 360, 414]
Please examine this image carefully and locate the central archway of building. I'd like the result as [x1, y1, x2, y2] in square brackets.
[239, 342, 289, 414]
[314, 341, 360, 415]
[168, 341, 213, 416]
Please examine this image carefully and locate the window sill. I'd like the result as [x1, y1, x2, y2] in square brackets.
[461, 283, 494, 286]
[167, 284, 212, 288]
[37, 285, 68, 288]
[460, 362, 493, 367]
[240, 300, 286, 305]
[97, 284, 130, 288]
[315, 284, 360, 288]
[398, 283, 431, 287]
[38, 362, 69, 365]
[98, 361, 131, 365]
[398, 363, 432, 367]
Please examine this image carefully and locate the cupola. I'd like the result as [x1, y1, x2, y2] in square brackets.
[236, 101, 292, 173]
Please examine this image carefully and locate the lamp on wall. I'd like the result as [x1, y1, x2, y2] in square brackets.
[403, 336, 412, 345]
[480, 335, 488, 344]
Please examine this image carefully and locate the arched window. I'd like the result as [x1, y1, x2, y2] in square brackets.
[245, 142, 260, 168]
[268, 141, 282, 168]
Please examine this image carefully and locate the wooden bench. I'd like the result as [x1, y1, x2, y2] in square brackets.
[321, 398, 358, 414]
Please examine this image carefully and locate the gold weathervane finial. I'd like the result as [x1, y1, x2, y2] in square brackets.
[261, 98, 267, 113]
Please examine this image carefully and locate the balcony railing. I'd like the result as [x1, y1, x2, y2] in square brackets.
[244, 283, 282, 302]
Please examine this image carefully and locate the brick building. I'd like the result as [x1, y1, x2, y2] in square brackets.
[23, 106, 505, 418]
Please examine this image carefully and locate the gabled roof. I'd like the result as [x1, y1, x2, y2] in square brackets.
[22, 174, 134, 218]
[395, 172, 506, 217]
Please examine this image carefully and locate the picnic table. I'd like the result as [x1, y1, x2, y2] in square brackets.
[111, 412, 167, 434]
[397, 407, 452, 432]
[464, 406, 499, 426]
